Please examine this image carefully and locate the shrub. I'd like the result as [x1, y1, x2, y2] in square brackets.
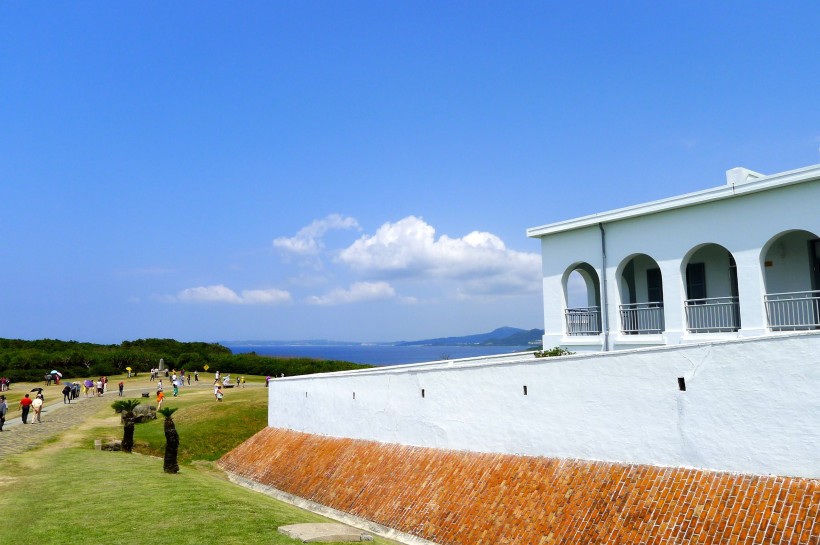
[533, 347, 573, 358]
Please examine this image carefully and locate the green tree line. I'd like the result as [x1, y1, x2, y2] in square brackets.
[0, 338, 370, 381]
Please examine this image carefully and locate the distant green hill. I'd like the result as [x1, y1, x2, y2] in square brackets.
[397, 327, 543, 347]
[0, 337, 369, 382]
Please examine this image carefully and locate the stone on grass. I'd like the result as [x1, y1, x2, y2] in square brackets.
[126, 404, 157, 423]
[102, 440, 122, 451]
[278, 523, 373, 543]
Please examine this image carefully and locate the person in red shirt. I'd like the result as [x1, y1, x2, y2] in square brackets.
[19, 394, 32, 424]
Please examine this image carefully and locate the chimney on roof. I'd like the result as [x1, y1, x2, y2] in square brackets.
[726, 167, 765, 186]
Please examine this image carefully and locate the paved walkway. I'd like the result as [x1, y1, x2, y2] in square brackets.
[0, 392, 113, 457]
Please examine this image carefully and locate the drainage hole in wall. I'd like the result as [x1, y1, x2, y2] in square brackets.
[421, 388, 425, 398]
[677, 377, 686, 391]
[353, 392, 356, 399]
[523, 385, 528, 395]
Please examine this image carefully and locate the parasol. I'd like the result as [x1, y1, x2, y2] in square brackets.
[30, 387, 44, 393]
[50, 370, 62, 377]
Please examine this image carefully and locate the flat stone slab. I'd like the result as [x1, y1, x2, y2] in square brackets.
[278, 523, 372, 543]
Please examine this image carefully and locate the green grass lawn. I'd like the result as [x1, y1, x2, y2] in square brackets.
[127, 385, 269, 462]
[0, 375, 400, 545]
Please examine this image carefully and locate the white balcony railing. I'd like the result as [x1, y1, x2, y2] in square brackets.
[765, 290, 820, 331]
[565, 306, 601, 336]
[619, 302, 665, 334]
[684, 296, 740, 333]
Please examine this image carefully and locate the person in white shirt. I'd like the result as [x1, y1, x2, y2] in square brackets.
[32, 394, 44, 423]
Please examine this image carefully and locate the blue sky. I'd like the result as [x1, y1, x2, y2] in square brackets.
[1, 2, 818, 344]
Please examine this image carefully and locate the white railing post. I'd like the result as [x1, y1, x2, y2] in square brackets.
[564, 307, 601, 336]
[764, 290, 820, 331]
[619, 302, 665, 334]
[684, 296, 741, 333]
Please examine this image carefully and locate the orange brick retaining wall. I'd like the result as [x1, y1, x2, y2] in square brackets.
[219, 428, 819, 545]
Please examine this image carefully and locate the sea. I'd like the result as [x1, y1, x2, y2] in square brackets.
[222, 344, 534, 366]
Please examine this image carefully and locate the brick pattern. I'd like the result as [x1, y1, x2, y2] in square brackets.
[219, 428, 819, 545]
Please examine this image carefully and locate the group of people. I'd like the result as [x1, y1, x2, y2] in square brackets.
[150, 368, 200, 383]
[0, 366, 271, 433]
[61, 382, 82, 403]
[11, 392, 45, 425]
[78, 377, 108, 398]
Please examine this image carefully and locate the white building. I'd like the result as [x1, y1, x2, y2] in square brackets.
[527, 164, 820, 352]
[261, 163, 820, 480]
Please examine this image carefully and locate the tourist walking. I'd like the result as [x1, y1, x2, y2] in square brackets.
[156, 390, 165, 410]
[216, 385, 223, 402]
[194, 371, 199, 382]
[62, 384, 72, 404]
[19, 394, 32, 424]
[32, 394, 44, 423]
[118, 381, 124, 396]
[0, 395, 7, 431]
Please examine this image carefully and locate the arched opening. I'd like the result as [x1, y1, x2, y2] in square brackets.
[617, 254, 664, 334]
[563, 263, 602, 336]
[761, 230, 820, 331]
[681, 243, 740, 333]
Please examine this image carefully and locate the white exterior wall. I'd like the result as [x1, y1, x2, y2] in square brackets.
[269, 333, 820, 479]
[534, 172, 820, 351]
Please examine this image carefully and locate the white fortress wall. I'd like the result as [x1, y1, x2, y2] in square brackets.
[268, 332, 820, 479]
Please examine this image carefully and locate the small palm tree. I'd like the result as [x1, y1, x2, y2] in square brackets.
[111, 399, 141, 453]
[158, 407, 179, 474]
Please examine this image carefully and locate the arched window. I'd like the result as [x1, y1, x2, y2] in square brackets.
[681, 244, 740, 333]
[563, 263, 601, 336]
[617, 254, 664, 334]
[761, 230, 820, 331]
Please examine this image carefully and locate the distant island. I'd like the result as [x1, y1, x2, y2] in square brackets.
[223, 327, 544, 348]
[396, 326, 544, 347]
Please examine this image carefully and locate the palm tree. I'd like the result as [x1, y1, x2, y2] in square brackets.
[111, 399, 141, 453]
[158, 407, 179, 474]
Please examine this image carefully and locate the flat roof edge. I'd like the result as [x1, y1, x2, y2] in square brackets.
[527, 163, 820, 238]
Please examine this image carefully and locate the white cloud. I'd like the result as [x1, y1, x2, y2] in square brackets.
[336, 216, 541, 296]
[238, 288, 293, 305]
[273, 214, 361, 256]
[177, 285, 243, 304]
[170, 285, 291, 305]
[307, 281, 396, 306]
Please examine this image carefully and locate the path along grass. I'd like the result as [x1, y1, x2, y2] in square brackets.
[0, 376, 400, 545]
